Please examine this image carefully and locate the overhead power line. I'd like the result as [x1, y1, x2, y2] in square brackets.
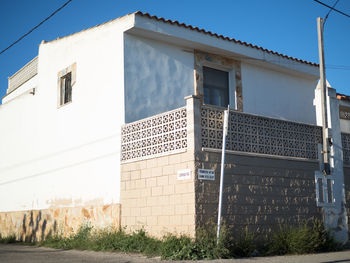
[312, 0, 350, 19]
[324, 0, 340, 24]
[0, 0, 72, 56]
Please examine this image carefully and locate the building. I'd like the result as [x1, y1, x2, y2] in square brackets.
[0, 11, 349, 242]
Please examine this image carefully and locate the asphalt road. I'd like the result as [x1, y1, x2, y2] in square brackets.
[1, 243, 350, 263]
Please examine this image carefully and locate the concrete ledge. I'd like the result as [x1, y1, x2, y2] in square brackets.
[202, 147, 319, 163]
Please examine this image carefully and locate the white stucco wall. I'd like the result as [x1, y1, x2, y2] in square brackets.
[123, 33, 318, 125]
[0, 16, 132, 212]
[124, 34, 194, 123]
[241, 62, 318, 125]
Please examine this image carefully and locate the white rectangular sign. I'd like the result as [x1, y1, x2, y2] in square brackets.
[177, 169, 191, 180]
[198, 169, 215, 180]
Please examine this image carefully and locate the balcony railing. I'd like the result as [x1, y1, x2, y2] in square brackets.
[121, 107, 187, 162]
[200, 105, 323, 159]
[120, 103, 350, 163]
[8, 57, 38, 94]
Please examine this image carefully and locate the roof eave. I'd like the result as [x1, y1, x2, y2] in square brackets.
[131, 12, 319, 79]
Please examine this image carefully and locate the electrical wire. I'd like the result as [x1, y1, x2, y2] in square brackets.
[324, 0, 340, 24]
[0, 0, 72, 56]
[312, 0, 350, 19]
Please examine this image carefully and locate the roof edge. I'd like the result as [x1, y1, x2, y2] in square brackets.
[42, 11, 138, 45]
[135, 11, 318, 67]
[40, 10, 318, 67]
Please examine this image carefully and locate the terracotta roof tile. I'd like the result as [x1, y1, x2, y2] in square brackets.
[337, 93, 350, 102]
[135, 11, 318, 67]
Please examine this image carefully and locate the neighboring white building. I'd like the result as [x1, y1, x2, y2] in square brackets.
[1, 11, 347, 241]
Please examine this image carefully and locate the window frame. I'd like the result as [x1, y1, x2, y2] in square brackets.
[59, 72, 72, 106]
[202, 62, 236, 109]
[57, 63, 76, 108]
[194, 51, 242, 111]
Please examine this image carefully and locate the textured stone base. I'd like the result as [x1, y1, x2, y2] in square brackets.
[0, 203, 121, 242]
[196, 151, 322, 235]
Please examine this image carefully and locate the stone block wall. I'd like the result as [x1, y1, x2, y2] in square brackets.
[195, 151, 322, 235]
[120, 151, 196, 237]
[0, 203, 121, 242]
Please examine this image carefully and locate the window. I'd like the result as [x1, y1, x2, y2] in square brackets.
[57, 63, 76, 107]
[194, 51, 242, 111]
[203, 66, 229, 107]
[60, 72, 72, 106]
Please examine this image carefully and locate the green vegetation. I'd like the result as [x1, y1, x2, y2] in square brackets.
[0, 219, 342, 260]
[266, 219, 339, 255]
[0, 234, 16, 244]
[41, 225, 162, 256]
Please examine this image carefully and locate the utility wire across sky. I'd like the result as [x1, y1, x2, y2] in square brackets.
[0, 0, 72, 56]
[323, 0, 339, 24]
[312, 0, 350, 19]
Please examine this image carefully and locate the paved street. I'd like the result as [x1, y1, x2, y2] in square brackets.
[1, 243, 350, 263]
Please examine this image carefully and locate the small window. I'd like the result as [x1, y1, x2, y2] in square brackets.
[203, 66, 229, 107]
[60, 72, 72, 105]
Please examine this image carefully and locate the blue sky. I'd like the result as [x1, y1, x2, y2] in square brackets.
[0, 0, 349, 100]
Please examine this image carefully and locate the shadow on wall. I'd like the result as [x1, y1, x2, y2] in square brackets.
[0, 204, 121, 242]
[20, 211, 57, 242]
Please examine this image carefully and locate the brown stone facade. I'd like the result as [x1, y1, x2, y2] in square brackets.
[194, 150, 323, 235]
[0, 204, 120, 242]
[120, 152, 196, 237]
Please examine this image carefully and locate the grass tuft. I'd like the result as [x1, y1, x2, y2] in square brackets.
[267, 219, 339, 255]
[0, 234, 17, 244]
[227, 229, 256, 257]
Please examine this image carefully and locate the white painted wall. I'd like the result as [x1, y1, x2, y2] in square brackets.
[241, 62, 318, 124]
[124, 34, 194, 123]
[0, 16, 133, 212]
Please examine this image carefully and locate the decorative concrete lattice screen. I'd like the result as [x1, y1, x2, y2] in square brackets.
[201, 106, 322, 159]
[121, 107, 187, 162]
[8, 57, 38, 94]
[342, 133, 350, 164]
